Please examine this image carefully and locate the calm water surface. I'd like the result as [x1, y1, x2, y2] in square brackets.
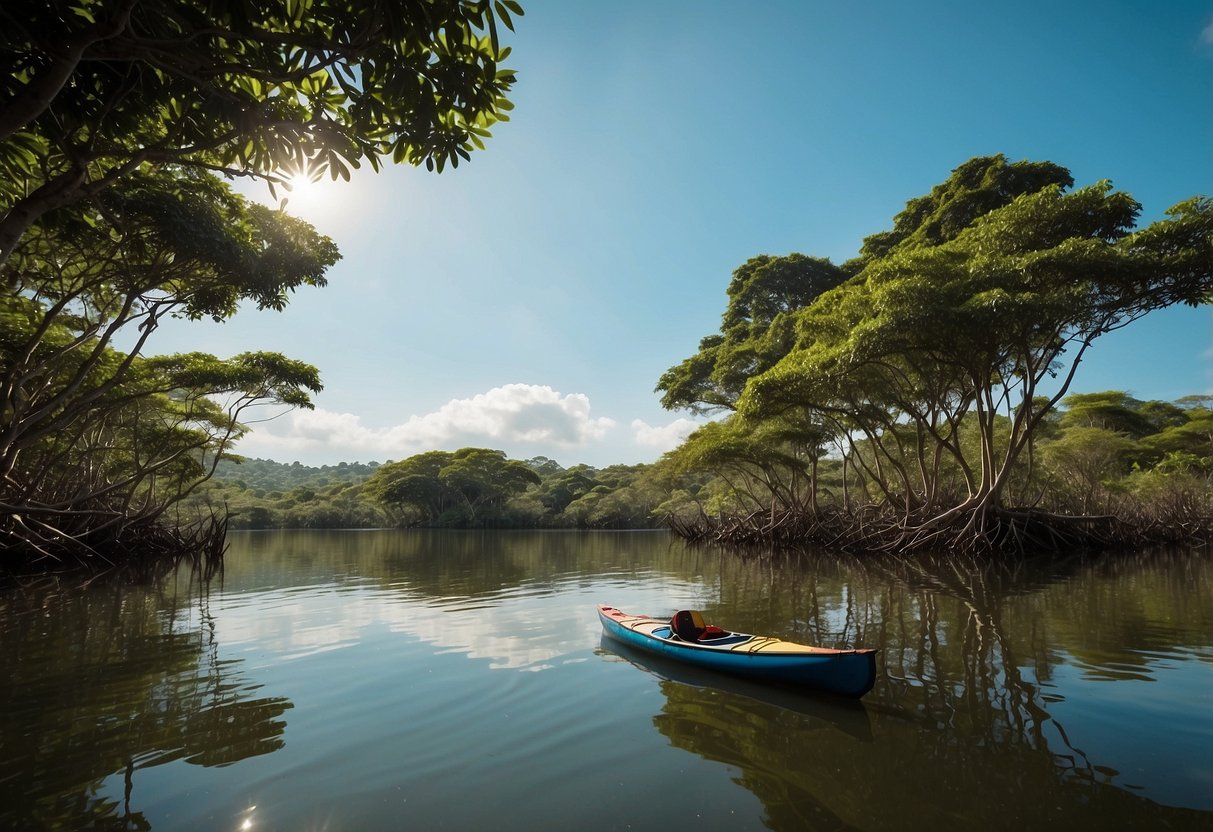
[1, 530, 1211, 830]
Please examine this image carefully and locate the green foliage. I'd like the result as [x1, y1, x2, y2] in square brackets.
[746, 160, 1209, 508]
[1058, 391, 1163, 439]
[659, 154, 1213, 546]
[0, 167, 341, 558]
[532, 463, 598, 514]
[0, 2, 528, 562]
[1040, 426, 1138, 514]
[195, 389, 1213, 538]
[0, 0, 523, 262]
[219, 449, 680, 530]
[182, 458, 387, 529]
[852, 154, 1074, 264]
[664, 417, 819, 510]
[435, 448, 541, 524]
[1033, 394, 1212, 516]
[656, 253, 847, 413]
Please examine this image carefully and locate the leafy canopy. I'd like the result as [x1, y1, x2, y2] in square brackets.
[0, 0, 523, 261]
[657, 253, 847, 413]
[0, 167, 337, 557]
[659, 155, 1213, 532]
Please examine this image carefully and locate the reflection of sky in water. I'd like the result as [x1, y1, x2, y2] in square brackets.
[1038, 649, 1213, 810]
[192, 574, 711, 671]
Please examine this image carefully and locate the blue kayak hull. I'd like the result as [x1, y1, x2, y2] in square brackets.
[598, 605, 877, 698]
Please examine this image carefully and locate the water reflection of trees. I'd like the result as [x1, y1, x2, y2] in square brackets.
[600, 637, 875, 828]
[637, 547, 1212, 829]
[0, 575, 292, 829]
[218, 529, 699, 600]
[208, 531, 1210, 826]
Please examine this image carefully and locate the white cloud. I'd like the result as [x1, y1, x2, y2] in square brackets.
[240, 383, 617, 460]
[210, 583, 603, 670]
[630, 417, 702, 452]
[1203, 17, 1213, 44]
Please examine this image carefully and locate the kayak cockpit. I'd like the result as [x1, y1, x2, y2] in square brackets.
[667, 610, 751, 646]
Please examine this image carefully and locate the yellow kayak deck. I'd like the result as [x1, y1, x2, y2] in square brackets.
[604, 609, 860, 655]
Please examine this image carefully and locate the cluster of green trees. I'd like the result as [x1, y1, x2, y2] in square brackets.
[656, 156, 1212, 552]
[196, 380, 1213, 540]
[184, 458, 386, 529]
[191, 451, 671, 530]
[362, 450, 671, 529]
[1033, 392, 1212, 515]
[0, 0, 522, 564]
[658, 390, 1212, 540]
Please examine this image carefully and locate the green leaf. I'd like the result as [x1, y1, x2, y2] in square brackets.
[495, 1, 514, 31]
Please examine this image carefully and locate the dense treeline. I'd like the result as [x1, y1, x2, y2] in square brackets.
[364, 451, 672, 529]
[0, 0, 521, 566]
[183, 459, 387, 530]
[193, 382, 1212, 542]
[656, 155, 1213, 554]
[189, 452, 672, 530]
[658, 390, 1213, 550]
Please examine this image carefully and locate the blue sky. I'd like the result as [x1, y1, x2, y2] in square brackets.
[154, 0, 1213, 468]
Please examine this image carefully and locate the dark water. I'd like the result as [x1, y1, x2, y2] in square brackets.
[1, 531, 1210, 831]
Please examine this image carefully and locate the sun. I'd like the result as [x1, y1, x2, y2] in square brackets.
[273, 166, 344, 223]
[283, 169, 319, 200]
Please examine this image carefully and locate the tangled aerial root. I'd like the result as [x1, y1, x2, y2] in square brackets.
[1, 505, 228, 578]
[664, 502, 1212, 557]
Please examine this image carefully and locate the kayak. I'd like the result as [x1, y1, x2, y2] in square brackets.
[597, 604, 877, 698]
[599, 636, 875, 740]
